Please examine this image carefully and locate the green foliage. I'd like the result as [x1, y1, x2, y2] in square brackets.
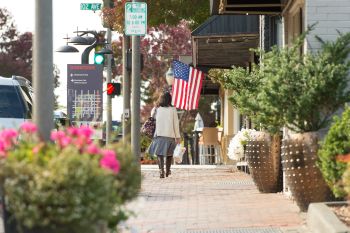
[342, 164, 350, 196]
[102, 0, 209, 32]
[147, 0, 210, 29]
[140, 134, 152, 152]
[219, 31, 350, 133]
[318, 107, 350, 198]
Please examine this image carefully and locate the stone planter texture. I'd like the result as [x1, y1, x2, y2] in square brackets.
[245, 131, 282, 193]
[307, 202, 350, 233]
[281, 132, 333, 212]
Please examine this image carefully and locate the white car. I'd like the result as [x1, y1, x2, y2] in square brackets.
[0, 76, 31, 129]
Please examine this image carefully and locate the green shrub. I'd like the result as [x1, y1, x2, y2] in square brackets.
[341, 164, 350, 196]
[318, 107, 350, 198]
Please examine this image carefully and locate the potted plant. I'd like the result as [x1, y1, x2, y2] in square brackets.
[213, 54, 284, 193]
[0, 122, 140, 233]
[259, 31, 350, 211]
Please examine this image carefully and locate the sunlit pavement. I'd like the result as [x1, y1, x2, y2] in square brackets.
[119, 165, 309, 233]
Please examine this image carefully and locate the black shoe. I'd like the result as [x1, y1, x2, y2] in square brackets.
[160, 172, 165, 178]
[166, 170, 171, 177]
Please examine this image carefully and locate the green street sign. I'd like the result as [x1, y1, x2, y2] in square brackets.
[80, 3, 102, 11]
[125, 2, 147, 36]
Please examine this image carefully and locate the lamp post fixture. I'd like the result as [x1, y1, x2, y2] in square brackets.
[165, 66, 174, 91]
[56, 35, 79, 53]
[56, 30, 112, 64]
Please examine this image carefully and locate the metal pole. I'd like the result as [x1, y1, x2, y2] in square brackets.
[131, 4, 141, 162]
[123, 35, 131, 143]
[106, 28, 113, 144]
[33, 0, 54, 141]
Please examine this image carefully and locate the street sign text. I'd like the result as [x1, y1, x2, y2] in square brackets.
[125, 2, 147, 36]
[80, 3, 102, 11]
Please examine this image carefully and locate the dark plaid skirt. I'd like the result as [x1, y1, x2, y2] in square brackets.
[147, 136, 176, 157]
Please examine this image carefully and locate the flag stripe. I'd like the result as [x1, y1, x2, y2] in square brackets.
[192, 70, 204, 110]
[171, 78, 178, 106]
[188, 68, 197, 110]
[185, 68, 193, 110]
[181, 81, 188, 109]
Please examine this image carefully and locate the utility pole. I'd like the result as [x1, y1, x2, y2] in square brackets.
[33, 0, 54, 141]
[131, 0, 141, 162]
[123, 35, 131, 143]
[106, 28, 113, 144]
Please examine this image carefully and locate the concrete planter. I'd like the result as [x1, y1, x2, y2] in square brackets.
[307, 202, 350, 233]
[281, 132, 333, 212]
[245, 132, 282, 193]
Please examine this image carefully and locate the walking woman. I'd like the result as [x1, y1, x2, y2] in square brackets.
[148, 91, 181, 178]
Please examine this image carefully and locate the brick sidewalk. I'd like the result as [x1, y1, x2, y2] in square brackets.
[120, 165, 308, 233]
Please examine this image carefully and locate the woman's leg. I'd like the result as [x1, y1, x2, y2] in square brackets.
[166, 156, 173, 177]
[157, 156, 165, 178]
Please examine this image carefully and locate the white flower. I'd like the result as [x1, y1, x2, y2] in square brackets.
[227, 128, 255, 160]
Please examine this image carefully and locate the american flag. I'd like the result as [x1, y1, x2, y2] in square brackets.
[171, 60, 204, 110]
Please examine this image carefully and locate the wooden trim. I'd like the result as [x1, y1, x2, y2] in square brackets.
[225, 4, 283, 8]
[221, 10, 281, 15]
[192, 34, 258, 39]
[283, 0, 304, 15]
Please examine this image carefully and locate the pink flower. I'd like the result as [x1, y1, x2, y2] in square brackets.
[102, 149, 116, 158]
[32, 143, 44, 154]
[78, 126, 94, 139]
[67, 127, 79, 137]
[59, 136, 71, 147]
[32, 146, 40, 154]
[0, 129, 18, 150]
[100, 150, 120, 174]
[0, 141, 6, 157]
[0, 129, 18, 140]
[50, 130, 66, 141]
[20, 122, 37, 133]
[86, 144, 100, 155]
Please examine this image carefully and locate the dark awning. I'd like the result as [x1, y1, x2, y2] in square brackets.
[218, 0, 289, 15]
[192, 15, 259, 69]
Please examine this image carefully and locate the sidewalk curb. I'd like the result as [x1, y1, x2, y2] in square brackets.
[307, 202, 350, 233]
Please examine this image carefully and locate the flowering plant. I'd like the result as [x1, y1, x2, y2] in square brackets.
[227, 129, 254, 161]
[0, 122, 140, 233]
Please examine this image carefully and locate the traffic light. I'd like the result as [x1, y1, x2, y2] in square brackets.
[107, 83, 121, 96]
[94, 53, 105, 65]
[94, 43, 105, 65]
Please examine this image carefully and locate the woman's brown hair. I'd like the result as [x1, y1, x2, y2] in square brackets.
[157, 91, 172, 107]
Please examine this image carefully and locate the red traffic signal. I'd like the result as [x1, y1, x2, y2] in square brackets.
[107, 83, 121, 96]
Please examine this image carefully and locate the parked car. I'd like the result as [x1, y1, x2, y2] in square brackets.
[102, 120, 122, 143]
[54, 110, 71, 128]
[0, 76, 31, 129]
[11, 75, 34, 113]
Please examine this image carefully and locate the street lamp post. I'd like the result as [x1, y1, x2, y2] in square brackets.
[56, 30, 112, 64]
[34, 0, 54, 141]
[165, 66, 174, 92]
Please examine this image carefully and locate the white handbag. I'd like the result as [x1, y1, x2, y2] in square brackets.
[173, 144, 186, 163]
